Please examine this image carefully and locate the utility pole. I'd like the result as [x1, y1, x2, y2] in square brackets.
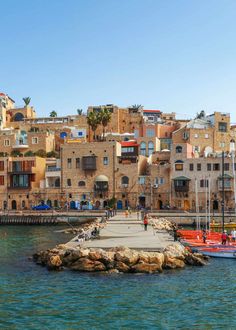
[222, 151, 225, 232]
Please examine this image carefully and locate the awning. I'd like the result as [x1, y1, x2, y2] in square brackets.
[95, 175, 109, 182]
[173, 176, 190, 181]
[218, 174, 233, 179]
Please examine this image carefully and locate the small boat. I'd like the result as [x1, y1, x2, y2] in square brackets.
[197, 247, 236, 259]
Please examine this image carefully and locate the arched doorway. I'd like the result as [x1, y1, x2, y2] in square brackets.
[139, 196, 145, 208]
[213, 200, 218, 211]
[103, 200, 108, 208]
[12, 200, 17, 210]
[117, 200, 123, 210]
[13, 112, 24, 121]
[158, 200, 163, 209]
[70, 201, 76, 209]
[95, 200, 101, 209]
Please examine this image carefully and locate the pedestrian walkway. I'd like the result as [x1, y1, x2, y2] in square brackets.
[83, 212, 174, 251]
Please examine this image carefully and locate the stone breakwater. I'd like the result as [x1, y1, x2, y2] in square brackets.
[33, 243, 208, 274]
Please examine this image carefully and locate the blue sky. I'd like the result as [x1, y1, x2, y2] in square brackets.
[1, 0, 236, 121]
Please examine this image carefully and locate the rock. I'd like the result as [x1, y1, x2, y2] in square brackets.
[88, 248, 105, 261]
[62, 248, 90, 266]
[148, 252, 164, 271]
[164, 255, 185, 269]
[47, 255, 62, 270]
[138, 252, 150, 263]
[115, 248, 139, 265]
[71, 257, 106, 272]
[132, 262, 161, 273]
[115, 261, 130, 273]
[184, 253, 207, 266]
[164, 244, 187, 260]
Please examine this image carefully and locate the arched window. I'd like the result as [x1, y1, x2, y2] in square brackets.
[55, 178, 60, 187]
[78, 181, 86, 187]
[121, 176, 129, 186]
[148, 141, 154, 156]
[13, 112, 24, 121]
[176, 146, 182, 153]
[140, 142, 146, 156]
[67, 179, 71, 187]
[22, 200, 25, 209]
[175, 160, 184, 171]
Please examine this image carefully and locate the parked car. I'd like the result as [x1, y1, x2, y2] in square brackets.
[32, 204, 51, 210]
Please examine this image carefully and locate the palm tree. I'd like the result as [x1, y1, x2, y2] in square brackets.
[50, 111, 57, 117]
[131, 104, 143, 110]
[98, 107, 111, 140]
[77, 109, 83, 115]
[23, 97, 31, 106]
[87, 111, 101, 141]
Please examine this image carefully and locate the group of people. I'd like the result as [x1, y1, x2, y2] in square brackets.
[221, 229, 236, 245]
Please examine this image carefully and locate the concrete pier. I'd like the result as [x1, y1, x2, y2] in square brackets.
[67, 212, 175, 251]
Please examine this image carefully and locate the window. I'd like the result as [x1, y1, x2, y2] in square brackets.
[67, 179, 71, 186]
[193, 146, 200, 153]
[103, 157, 109, 165]
[12, 174, 29, 187]
[194, 134, 198, 138]
[122, 147, 134, 153]
[213, 163, 220, 171]
[176, 146, 182, 153]
[138, 177, 146, 185]
[175, 160, 184, 171]
[0, 176, 4, 185]
[148, 141, 154, 156]
[146, 129, 155, 137]
[219, 142, 225, 148]
[140, 142, 146, 156]
[159, 177, 164, 185]
[189, 164, 194, 171]
[224, 163, 229, 171]
[67, 158, 72, 169]
[121, 176, 129, 186]
[32, 137, 38, 144]
[76, 158, 80, 168]
[200, 179, 209, 188]
[0, 161, 4, 171]
[183, 132, 189, 140]
[4, 139, 10, 146]
[154, 177, 159, 185]
[78, 181, 86, 187]
[197, 163, 201, 171]
[207, 163, 211, 171]
[205, 134, 209, 139]
[219, 122, 227, 132]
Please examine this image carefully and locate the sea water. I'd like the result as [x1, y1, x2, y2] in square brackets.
[0, 226, 236, 330]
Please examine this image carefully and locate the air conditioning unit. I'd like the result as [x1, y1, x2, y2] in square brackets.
[153, 184, 159, 188]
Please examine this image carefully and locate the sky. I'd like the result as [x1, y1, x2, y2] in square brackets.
[1, 0, 236, 121]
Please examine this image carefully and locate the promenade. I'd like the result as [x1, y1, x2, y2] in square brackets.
[76, 212, 175, 251]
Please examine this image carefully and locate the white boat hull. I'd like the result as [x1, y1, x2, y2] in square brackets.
[199, 250, 236, 259]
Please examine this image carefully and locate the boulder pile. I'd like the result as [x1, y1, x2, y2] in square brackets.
[33, 243, 208, 273]
[149, 217, 176, 231]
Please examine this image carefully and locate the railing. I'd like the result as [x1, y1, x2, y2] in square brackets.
[46, 167, 61, 172]
[174, 186, 189, 192]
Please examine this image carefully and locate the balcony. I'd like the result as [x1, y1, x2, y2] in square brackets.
[82, 156, 97, 170]
[45, 167, 61, 178]
[12, 143, 29, 149]
[218, 175, 233, 191]
[173, 176, 190, 193]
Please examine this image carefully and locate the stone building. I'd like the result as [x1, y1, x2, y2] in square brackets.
[0, 156, 46, 210]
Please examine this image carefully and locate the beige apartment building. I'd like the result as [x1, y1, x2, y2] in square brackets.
[0, 156, 46, 210]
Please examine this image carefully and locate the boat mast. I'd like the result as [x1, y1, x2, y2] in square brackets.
[222, 151, 225, 232]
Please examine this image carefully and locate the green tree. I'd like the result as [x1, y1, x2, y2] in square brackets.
[35, 149, 47, 158]
[87, 111, 101, 141]
[98, 107, 112, 140]
[10, 150, 23, 157]
[50, 111, 57, 117]
[46, 151, 59, 158]
[24, 151, 35, 157]
[23, 97, 31, 106]
[130, 104, 143, 110]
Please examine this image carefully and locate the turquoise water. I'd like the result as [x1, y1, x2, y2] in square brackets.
[0, 227, 236, 330]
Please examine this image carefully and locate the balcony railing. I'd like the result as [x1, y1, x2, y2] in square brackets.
[46, 167, 61, 172]
[174, 185, 189, 192]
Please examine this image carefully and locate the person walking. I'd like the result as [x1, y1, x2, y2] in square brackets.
[202, 229, 207, 244]
[143, 214, 148, 231]
[221, 230, 228, 245]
